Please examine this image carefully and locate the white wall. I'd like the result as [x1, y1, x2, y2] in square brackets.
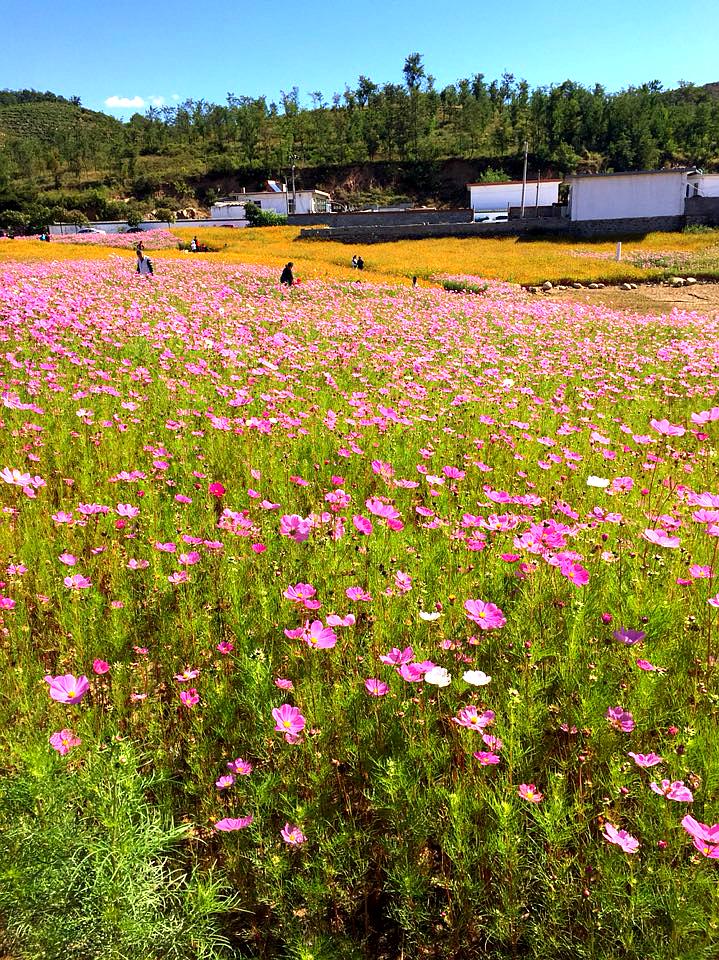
[568, 173, 686, 221]
[698, 175, 719, 198]
[469, 181, 560, 212]
[50, 218, 247, 235]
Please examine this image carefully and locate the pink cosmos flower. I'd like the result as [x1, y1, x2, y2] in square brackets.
[636, 658, 665, 672]
[473, 751, 500, 765]
[346, 586, 372, 602]
[281, 823, 306, 846]
[602, 823, 640, 853]
[518, 783, 543, 803]
[650, 418, 685, 437]
[215, 775, 235, 789]
[464, 599, 506, 629]
[681, 815, 719, 856]
[215, 815, 253, 832]
[92, 659, 110, 675]
[628, 752, 663, 767]
[127, 558, 149, 570]
[689, 565, 713, 579]
[58, 553, 77, 566]
[613, 627, 645, 646]
[178, 552, 201, 565]
[643, 529, 680, 548]
[174, 668, 199, 682]
[272, 703, 306, 736]
[279, 514, 311, 543]
[64, 574, 92, 590]
[116, 503, 140, 518]
[44, 673, 90, 704]
[49, 729, 81, 755]
[168, 571, 188, 585]
[365, 678, 389, 696]
[650, 780, 693, 802]
[209, 482, 225, 497]
[227, 758, 253, 776]
[452, 706, 495, 730]
[0, 596, 16, 610]
[303, 620, 337, 649]
[284, 583, 321, 609]
[380, 646, 414, 666]
[606, 706, 635, 732]
[179, 688, 199, 707]
[217, 641, 234, 654]
[352, 515, 373, 535]
[560, 560, 590, 587]
[398, 662, 425, 682]
[274, 677, 294, 691]
[155, 541, 177, 552]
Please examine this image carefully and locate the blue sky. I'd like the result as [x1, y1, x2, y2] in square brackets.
[4, 0, 718, 115]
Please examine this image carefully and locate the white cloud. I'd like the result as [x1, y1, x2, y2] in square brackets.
[148, 95, 165, 107]
[104, 95, 146, 109]
[171, 93, 181, 101]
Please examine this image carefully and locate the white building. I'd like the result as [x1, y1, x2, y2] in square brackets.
[686, 171, 719, 198]
[467, 179, 561, 213]
[211, 182, 332, 219]
[566, 169, 689, 221]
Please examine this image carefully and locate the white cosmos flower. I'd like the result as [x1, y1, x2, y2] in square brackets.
[586, 475, 610, 488]
[419, 610, 442, 621]
[463, 670, 492, 686]
[424, 666, 451, 687]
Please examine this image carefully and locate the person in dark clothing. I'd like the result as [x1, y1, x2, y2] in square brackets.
[280, 261, 294, 286]
[356, 256, 364, 270]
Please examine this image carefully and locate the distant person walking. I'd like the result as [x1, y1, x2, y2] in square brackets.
[136, 249, 154, 277]
[412, 275, 418, 287]
[356, 256, 364, 271]
[280, 261, 294, 286]
[351, 254, 358, 268]
[190, 236, 198, 252]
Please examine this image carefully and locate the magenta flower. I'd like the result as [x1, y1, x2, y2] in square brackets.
[215, 775, 235, 789]
[352, 515, 373, 535]
[58, 553, 77, 566]
[179, 688, 199, 707]
[628, 752, 663, 768]
[380, 646, 414, 666]
[44, 673, 90, 704]
[365, 678, 389, 696]
[215, 815, 253, 832]
[473, 751, 500, 766]
[398, 662, 425, 682]
[452, 706, 495, 730]
[49, 729, 81, 755]
[303, 620, 337, 649]
[64, 573, 92, 590]
[463, 599, 506, 630]
[279, 514, 311, 542]
[281, 823, 306, 846]
[174, 667, 200, 682]
[274, 677, 294, 691]
[613, 628, 645, 646]
[606, 706, 635, 732]
[650, 780, 694, 802]
[226, 757, 253, 776]
[559, 560, 590, 587]
[284, 582, 321, 609]
[636, 658, 664, 672]
[217, 641, 234, 654]
[209, 482, 225, 497]
[272, 703, 306, 736]
[681, 815, 719, 857]
[650, 418, 685, 437]
[602, 823, 640, 853]
[518, 783, 543, 803]
[92, 659, 110, 675]
[643, 529, 680, 548]
[346, 586, 372, 602]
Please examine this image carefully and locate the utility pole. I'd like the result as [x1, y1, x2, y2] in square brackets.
[520, 140, 529, 219]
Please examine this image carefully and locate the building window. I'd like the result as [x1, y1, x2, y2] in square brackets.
[288, 199, 295, 214]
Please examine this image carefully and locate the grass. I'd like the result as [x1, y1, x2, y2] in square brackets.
[4, 225, 719, 287]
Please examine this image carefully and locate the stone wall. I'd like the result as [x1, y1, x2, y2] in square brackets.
[289, 209, 473, 227]
[685, 196, 719, 226]
[299, 219, 569, 244]
[569, 215, 685, 237]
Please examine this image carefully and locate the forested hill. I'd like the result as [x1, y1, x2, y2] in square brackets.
[1, 62, 718, 230]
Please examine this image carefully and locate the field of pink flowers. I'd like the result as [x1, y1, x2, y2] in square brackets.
[49, 228, 181, 249]
[1, 255, 718, 959]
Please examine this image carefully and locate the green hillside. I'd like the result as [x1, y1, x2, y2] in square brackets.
[0, 100, 121, 145]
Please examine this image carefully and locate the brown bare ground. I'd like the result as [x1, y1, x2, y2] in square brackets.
[549, 281, 719, 318]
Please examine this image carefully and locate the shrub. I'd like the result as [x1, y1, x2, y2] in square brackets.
[244, 202, 288, 227]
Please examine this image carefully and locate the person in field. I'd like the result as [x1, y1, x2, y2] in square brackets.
[136, 249, 154, 277]
[280, 262, 294, 286]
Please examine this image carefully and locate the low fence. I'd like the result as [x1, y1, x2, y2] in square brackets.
[685, 196, 719, 226]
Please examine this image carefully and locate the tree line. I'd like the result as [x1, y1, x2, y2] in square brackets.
[1, 56, 718, 230]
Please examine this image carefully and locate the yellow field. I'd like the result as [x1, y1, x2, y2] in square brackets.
[3, 225, 719, 287]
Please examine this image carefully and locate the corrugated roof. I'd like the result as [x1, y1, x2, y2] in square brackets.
[467, 179, 561, 187]
[565, 168, 691, 180]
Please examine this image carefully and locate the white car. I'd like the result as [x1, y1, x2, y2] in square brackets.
[76, 227, 106, 234]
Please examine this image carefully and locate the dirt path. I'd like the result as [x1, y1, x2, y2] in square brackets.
[548, 281, 719, 317]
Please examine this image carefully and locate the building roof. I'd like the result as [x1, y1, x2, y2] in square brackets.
[565, 168, 692, 180]
[467, 179, 562, 187]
